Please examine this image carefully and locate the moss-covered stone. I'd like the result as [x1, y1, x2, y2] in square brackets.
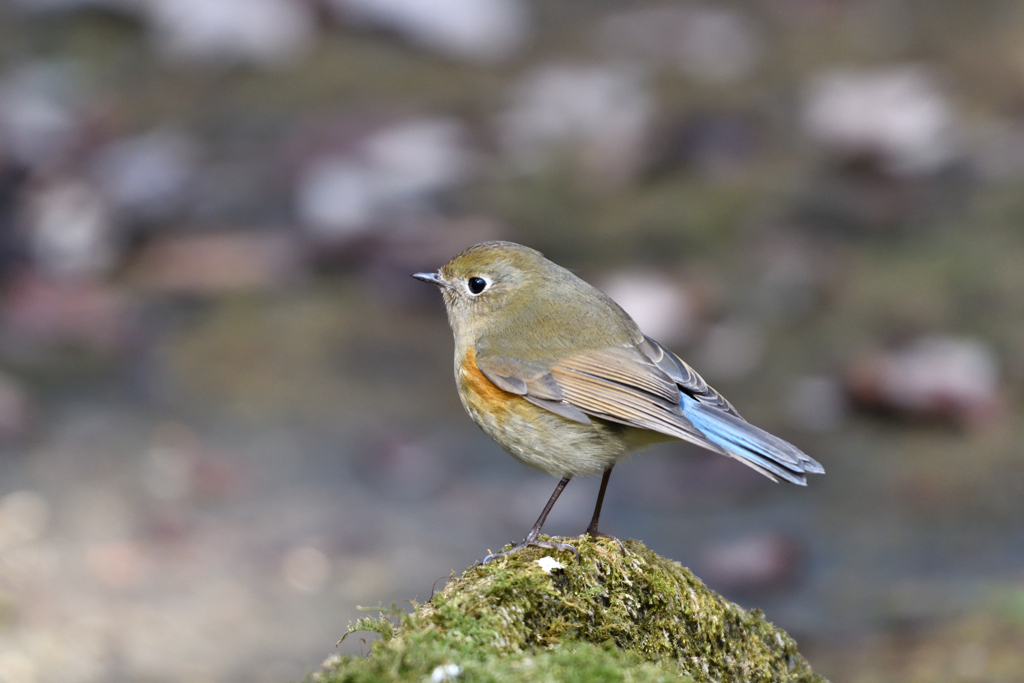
[316, 536, 826, 683]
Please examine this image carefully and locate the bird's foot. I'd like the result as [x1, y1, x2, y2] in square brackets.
[482, 536, 580, 565]
[586, 528, 628, 555]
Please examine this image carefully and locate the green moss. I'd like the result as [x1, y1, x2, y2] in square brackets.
[317, 537, 826, 683]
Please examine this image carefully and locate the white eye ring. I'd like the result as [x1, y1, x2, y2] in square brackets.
[467, 276, 490, 295]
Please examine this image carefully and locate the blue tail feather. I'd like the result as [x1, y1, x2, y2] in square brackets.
[681, 395, 824, 485]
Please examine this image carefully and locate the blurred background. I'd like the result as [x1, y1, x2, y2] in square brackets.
[1, 0, 1024, 681]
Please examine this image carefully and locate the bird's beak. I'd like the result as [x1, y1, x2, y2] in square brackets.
[412, 272, 447, 288]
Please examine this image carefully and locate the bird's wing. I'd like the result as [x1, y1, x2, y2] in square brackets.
[476, 337, 824, 485]
[477, 345, 723, 451]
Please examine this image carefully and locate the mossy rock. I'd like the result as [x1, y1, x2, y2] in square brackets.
[316, 536, 826, 683]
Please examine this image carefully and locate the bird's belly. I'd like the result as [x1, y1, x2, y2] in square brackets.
[456, 354, 625, 477]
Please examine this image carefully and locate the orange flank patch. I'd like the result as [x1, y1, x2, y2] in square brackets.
[459, 347, 513, 417]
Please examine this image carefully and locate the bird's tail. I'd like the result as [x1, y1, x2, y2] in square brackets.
[682, 398, 824, 485]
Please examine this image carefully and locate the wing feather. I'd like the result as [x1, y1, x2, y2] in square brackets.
[639, 336, 740, 416]
[548, 363, 721, 451]
[557, 347, 680, 403]
[477, 356, 562, 400]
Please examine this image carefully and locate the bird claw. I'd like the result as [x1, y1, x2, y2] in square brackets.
[587, 529, 628, 555]
[482, 538, 580, 565]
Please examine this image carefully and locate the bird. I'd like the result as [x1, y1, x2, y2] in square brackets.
[413, 241, 823, 563]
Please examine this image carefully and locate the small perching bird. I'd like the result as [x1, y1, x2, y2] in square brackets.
[414, 241, 823, 563]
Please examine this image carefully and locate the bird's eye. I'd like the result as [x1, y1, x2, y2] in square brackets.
[467, 276, 488, 294]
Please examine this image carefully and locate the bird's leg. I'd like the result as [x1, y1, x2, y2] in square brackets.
[483, 477, 580, 564]
[585, 465, 613, 536]
[522, 476, 569, 544]
[586, 465, 627, 554]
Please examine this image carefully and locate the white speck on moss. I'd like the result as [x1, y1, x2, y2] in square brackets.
[430, 663, 462, 682]
[536, 556, 564, 573]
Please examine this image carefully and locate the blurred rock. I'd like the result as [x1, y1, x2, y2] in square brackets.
[797, 66, 972, 233]
[600, 271, 696, 345]
[327, 0, 528, 64]
[698, 532, 803, 593]
[296, 158, 375, 242]
[90, 128, 200, 223]
[128, 230, 302, 295]
[500, 64, 653, 187]
[0, 62, 83, 171]
[0, 271, 136, 356]
[144, 0, 317, 68]
[801, 66, 958, 177]
[848, 337, 1002, 426]
[364, 118, 473, 204]
[294, 117, 473, 246]
[601, 7, 763, 85]
[22, 178, 119, 280]
[787, 375, 847, 433]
